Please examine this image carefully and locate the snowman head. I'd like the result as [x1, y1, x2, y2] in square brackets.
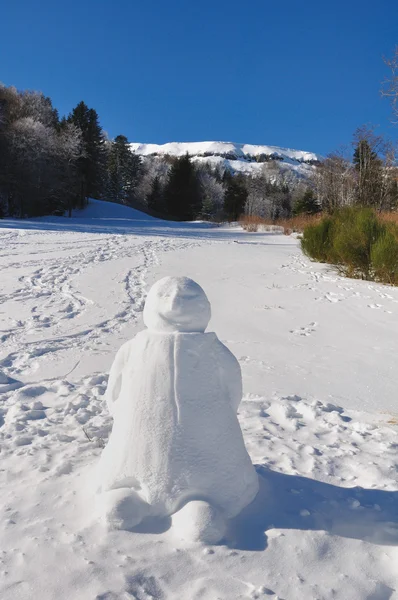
[143, 276, 211, 333]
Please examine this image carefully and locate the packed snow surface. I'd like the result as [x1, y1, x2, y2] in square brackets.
[97, 276, 258, 527]
[0, 199, 398, 600]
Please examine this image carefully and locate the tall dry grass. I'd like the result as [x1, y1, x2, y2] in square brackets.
[239, 213, 322, 234]
[240, 211, 398, 235]
[378, 212, 398, 226]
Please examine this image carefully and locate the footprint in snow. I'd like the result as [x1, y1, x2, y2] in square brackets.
[125, 573, 165, 600]
[290, 322, 317, 337]
[316, 293, 344, 303]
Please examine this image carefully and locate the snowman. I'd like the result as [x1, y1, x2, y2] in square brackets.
[96, 276, 258, 543]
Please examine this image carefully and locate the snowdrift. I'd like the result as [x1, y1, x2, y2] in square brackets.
[73, 198, 156, 222]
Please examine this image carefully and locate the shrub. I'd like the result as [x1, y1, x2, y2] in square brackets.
[371, 228, 398, 285]
[301, 207, 398, 285]
[332, 208, 385, 278]
[301, 217, 334, 262]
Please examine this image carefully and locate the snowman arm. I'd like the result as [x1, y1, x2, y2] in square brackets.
[216, 341, 243, 412]
[105, 342, 129, 415]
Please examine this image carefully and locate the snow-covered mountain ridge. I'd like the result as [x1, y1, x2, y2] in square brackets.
[130, 140, 320, 163]
[130, 140, 321, 178]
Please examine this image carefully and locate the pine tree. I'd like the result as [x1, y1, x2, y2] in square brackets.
[293, 188, 320, 215]
[146, 176, 165, 214]
[200, 195, 215, 220]
[106, 135, 141, 204]
[352, 132, 383, 207]
[353, 140, 379, 170]
[163, 154, 202, 220]
[223, 174, 247, 221]
[67, 101, 106, 206]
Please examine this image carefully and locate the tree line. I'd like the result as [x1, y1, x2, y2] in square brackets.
[0, 82, 305, 222]
[311, 126, 398, 215]
[1, 46, 397, 222]
[0, 85, 142, 218]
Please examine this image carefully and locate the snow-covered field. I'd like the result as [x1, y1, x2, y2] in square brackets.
[1, 200, 397, 600]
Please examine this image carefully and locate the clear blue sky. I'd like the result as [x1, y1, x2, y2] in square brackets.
[2, 0, 397, 155]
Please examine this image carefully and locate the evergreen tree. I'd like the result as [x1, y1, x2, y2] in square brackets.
[200, 195, 215, 220]
[223, 174, 247, 221]
[67, 101, 106, 205]
[353, 140, 379, 169]
[146, 176, 165, 213]
[278, 183, 292, 218]
[106, 135, 141, 204]
[352, 134, 382, 207]
[163, 154, 202, 219]
[222, 168, 233, 187]
[293, 188, 320, 215]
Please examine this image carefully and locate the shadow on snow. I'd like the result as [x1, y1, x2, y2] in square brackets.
[228, 465, 398, 551]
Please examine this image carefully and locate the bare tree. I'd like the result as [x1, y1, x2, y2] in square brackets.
[382, 46, 398, 123]
[245, 165, 292, 219]
[312, 149, 355, 213]
[353, 125, 384, 207]
[353, 125, 398, 211]
[378, 142, 398, 211]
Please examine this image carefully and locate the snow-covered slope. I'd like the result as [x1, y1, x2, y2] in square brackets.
[73, 198, 155, 221]
[130, 140, 321, 178]
[0, 200, 397, 600]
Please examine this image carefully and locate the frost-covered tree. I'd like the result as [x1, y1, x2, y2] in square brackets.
[244, 167, 293, 220]
[8, 117, 57, 216]
[382, 46, 398, 123]
[197, 167, 225, 219]
[0, 84, 85, 217]
[135, 156, 171, 206]
[19, 90, 59, 128]
[56, 122, 85, 217]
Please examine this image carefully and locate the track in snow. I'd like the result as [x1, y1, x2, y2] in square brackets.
[0, 229, 202, 380]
